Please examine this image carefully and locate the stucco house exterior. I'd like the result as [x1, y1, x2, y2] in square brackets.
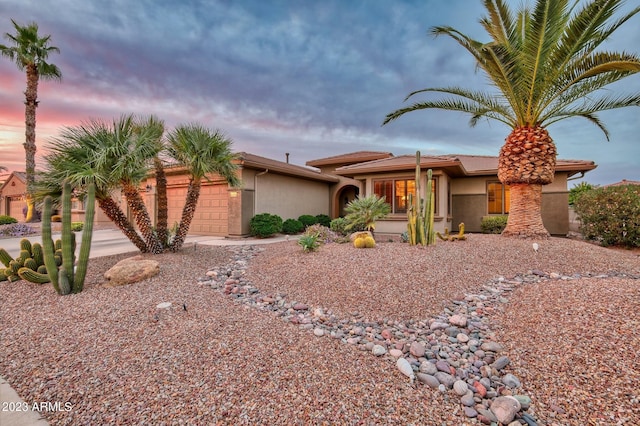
[1, 150, 596, 237]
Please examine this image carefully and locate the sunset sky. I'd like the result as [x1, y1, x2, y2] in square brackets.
[1, 0, 638, 186]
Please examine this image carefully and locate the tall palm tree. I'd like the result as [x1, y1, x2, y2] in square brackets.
[383, 0, 640, 238]
[166, 124, 240, 251]
[1, 19, 61, 223]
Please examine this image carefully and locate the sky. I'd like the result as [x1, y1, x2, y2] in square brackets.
[0, 0, 638, 187]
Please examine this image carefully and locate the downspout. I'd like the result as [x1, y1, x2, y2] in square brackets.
[254, 169, 269, 214]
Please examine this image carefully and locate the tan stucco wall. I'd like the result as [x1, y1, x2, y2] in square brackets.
[254, 172, 330, 220]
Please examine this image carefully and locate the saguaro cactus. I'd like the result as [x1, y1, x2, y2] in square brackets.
[406, 151, 436, 246]
[41, 180, 96, 295]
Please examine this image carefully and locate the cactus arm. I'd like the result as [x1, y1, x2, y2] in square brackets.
[60, 181, 75, 291]
[42, 196, 60, 293]
[72, 182, 95, 293]
[58, 266, 71, 295]
[18, 268, 51, 284]
[0, 248, 13, 267]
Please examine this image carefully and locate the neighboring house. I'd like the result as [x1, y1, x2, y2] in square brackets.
[602, 179, 640, 188]
[1, 151, 597, 237]
[0, 170, 112, 225]
[0, 171, 27, 218]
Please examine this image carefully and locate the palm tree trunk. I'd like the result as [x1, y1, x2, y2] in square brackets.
[24, 64, 39, 223]
[170, 178, 201, 252]
[501, 183, 550, 238]
[153, 158, 168, 248]
[96, 197, 148, 252]
[122, 183, 163, 254]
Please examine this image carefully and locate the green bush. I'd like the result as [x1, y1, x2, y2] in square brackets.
[574, 184, 640, 248]
[71, 222, 84, 232]
[282, 218, 304, 235]
[481, 215, 508, 234]
[330, 217, 348, 235]
[297, 214, 318, 228]
[569, 182, 597, 206]
[249, 213, 283, 238]
[298, 234, 320, 252]
[314, 214, 331, 227]
[0, 215, 18, 225]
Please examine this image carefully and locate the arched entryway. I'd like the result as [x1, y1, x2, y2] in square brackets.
[335, 184, 359, 217]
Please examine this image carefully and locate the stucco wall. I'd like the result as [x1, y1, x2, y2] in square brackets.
[254, 172, 330, 220]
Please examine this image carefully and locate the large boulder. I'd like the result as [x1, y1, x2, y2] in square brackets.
[104, 256, 160, 286]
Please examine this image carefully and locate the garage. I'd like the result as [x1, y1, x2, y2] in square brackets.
[166, 182, 229, 236]
[7, 196, 24, 219]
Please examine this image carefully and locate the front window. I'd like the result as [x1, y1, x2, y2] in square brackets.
[487, 182, 510, 214]
[374, 177, 438, 214]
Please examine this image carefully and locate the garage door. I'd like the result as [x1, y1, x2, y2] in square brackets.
[166, 183, 228, 236]
[8, 197, 24, 219]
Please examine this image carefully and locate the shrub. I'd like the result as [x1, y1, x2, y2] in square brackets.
[574, 184, 640, 248]
[298, 234, 320, 252]
[297, 214, 318, 228]
[0, 223, 35, 237]
[282, 218, 304, 235]
[303, 224, 338, 244]
[0, 215, 17, 225]
[481, 215, 508, 234]
[314, 214, 331, 227]
[71, 222, 84, 232]
[249, 213, 283, 238]
[343, 195, 391, 232]
[330, 217, 348, 235]
[569, 182, 597, 206]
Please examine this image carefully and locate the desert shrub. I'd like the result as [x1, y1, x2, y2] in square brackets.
[303, 224, 338, 244]
[574, 184, 640, 247]
[314, 214, 331, 227]
[0, 215, 17, 225]
[282, 218, 304, 235]
[71, 222, 84, 232]
[298, 234, 320, 252]
[343, 195, 390, 232]
[297, 214, 318, 228]
[330, 217, 348, 235]
[249, 213, 283, 238]
[481, 215, 508, 234]
[0, 223, 35, 237]
[569, 182, 597, 206]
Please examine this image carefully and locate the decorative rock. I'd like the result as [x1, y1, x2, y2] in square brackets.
[492, 355, 510, 370]
[313, 327, 325, 337]
[463, 406, 478, 418]
[419, 361, 438, 375]
[372, 344, 386, 356]
[430, 321, 448, 331]
[513, 394, 532, 410]
[473, 380, 487, 397]
[449, 314, 467, 327]
[381, 329, 392, 340]
[477, 408, 498, 423]
[490, 396, 521, 425]
[409, 341, 425, 357]
[156, 302, 171, 309]
[396, 358, 415, 382]
[293, 303, 309, 311]
[435, 360, 451, 373]
[389, 349, 403, 358]
[480, 341, 503, 352]
[434, 371, 455, 388]
[460, 391, 475, 407]
[104, 256, 160, 286]
[502, 373, 521, 389]
[456, 333, 470, 343]
[416, 373, 440, 389]
[453, 380, 468, 396]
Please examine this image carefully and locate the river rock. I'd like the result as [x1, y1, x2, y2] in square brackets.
[434, 371, 455, 388]
[492, 355, 510, 370]
[449, 314, 467, 327]
[419, 361, 438, 375]
[416, 373, 440, 389]
[409, 341, 425, 357]
[502, 373, 521, 389]
[490, 396, 521, 424]
[481, 341, 503, 352]
[372, 345, 386, 356]
[453, 380, 468, 396]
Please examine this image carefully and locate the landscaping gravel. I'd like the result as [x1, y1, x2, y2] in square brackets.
[1, 234, 638, 425]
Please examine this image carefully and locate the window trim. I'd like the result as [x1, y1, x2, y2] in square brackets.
[487, 181, 510, 215]
[373, 175, 439, 216]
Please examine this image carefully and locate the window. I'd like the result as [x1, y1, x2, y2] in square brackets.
[374, 177, 437, 214]
[487, 182, 510, 214]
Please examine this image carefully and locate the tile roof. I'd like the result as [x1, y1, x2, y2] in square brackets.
[306, 151, 393, 167]
[236, 152, 340, 183]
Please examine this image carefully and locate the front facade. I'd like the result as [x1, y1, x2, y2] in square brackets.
[1, 150, 596, 237]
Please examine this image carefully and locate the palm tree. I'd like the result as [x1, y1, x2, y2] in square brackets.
[37, 115, 165, 253]
[1, 19, 61, 223]
[166, 124, 240, 251]
[383, 0, 640, 238]
[343, 194, 391, 233]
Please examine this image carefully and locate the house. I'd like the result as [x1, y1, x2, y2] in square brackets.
[0, 172, 27, 219]
[1, 150, 597, 237]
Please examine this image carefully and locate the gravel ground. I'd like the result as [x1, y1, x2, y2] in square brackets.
[1, 234, 639, 425]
